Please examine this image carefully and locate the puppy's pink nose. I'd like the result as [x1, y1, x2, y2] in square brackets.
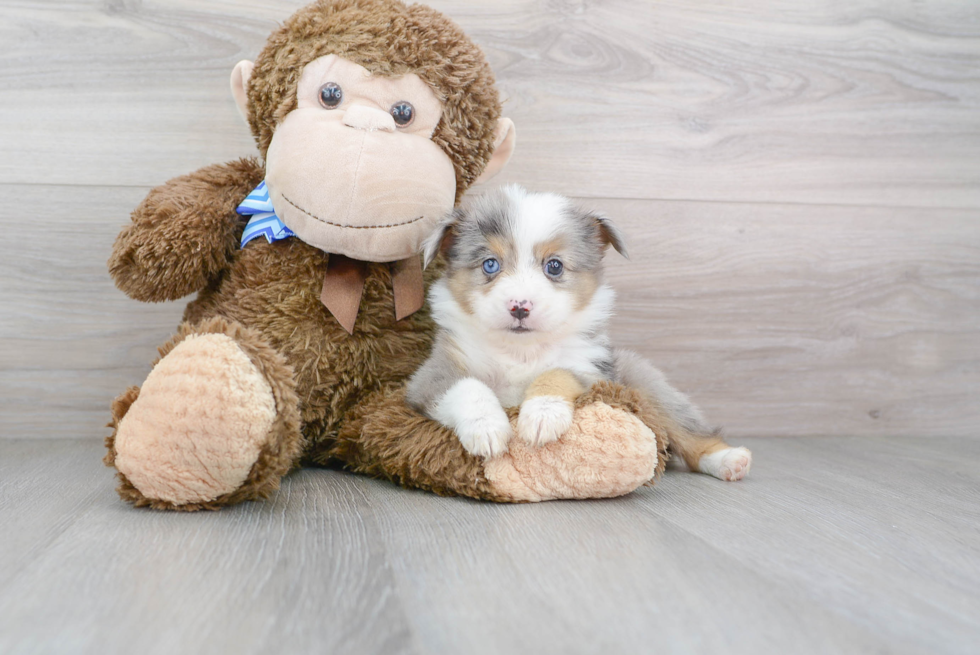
[508, 300, 533, 320]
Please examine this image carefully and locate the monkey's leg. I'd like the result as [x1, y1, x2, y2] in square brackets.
[331, 381, 666, 502]
[613, 349, 752, 481]
[104, 317, 303, 510]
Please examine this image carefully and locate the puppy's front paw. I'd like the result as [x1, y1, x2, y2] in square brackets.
[433, 378, 513, 459]
[517, 395, 574, 447]
[699, 446, 752, 481]
[455, 413, 513, 458]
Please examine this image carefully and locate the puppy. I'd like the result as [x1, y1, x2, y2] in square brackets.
[406, 185, 751, 481]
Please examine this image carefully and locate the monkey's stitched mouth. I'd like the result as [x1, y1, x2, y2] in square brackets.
[281, 193, 425, 230]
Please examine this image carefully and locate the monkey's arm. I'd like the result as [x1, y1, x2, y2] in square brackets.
[108, 157, 265, 302]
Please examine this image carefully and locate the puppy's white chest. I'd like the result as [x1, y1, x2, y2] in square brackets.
[493, 363, 544, 408]
[484, 347, 581, 408]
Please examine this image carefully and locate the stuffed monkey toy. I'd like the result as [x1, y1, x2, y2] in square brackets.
[104, 0, 679, 510]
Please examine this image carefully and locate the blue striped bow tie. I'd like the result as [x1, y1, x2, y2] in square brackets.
[237, 181, 296, 246]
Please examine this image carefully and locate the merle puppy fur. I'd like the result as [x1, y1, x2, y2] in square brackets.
[406, 185, 752, 480]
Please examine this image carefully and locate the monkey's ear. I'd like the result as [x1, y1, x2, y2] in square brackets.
[230, 60, 254, 124]
[474, 118, 516, 184]
[590, 212, 629, 259]
[422, 208, 463, 269]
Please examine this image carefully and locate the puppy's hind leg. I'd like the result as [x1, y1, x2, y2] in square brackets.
[669, 429, 752, 482]
[613, 349, 752, 481]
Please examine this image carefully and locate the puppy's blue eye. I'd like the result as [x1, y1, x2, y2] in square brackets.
[545, 259, 563, 277]
[482, 258, 500, 275]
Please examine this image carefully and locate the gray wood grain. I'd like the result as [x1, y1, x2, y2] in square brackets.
[3, 184, 977, 439]
[3, 1, 979, 653]
[599, 197, 980, 438]
[0, 1, 978, 207]
[0, 184, 186, 438]
[1, 437, 978, 654]
[645, 435, 980, 653]
[361, 469, 891, 654]
[0, 440, 416, 655]
[2, 0, 977, 440]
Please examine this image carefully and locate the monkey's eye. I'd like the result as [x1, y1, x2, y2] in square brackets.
[390, 101, 415, 127]
[318, 83, 343, 109]
[482, 258, 500, 275]
[545, 259, 564, 278]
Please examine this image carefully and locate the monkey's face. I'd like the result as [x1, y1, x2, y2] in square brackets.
[263, 55, 458, 262]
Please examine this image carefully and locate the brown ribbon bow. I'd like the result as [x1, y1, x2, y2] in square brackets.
[319, 254, 425, 334]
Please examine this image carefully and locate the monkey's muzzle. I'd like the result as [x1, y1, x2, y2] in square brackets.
[265, 108, 457, 262]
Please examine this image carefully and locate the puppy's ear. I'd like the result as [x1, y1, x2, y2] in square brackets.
[422, 208, 463, 269]
[590, 212, 629, 259]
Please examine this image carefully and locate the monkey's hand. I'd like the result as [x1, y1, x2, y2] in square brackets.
[108, 157, 265, 302]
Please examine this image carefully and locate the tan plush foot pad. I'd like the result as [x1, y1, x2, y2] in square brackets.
[485, 398, 662, 502]
[112, 333, 278, 506]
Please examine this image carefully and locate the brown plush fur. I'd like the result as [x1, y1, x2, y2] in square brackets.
[332, 381, 669, 503]
[109, 158, 265, 303]
[247, 0, 501, 202]
[331, 384, 501, 500]
[186, 233, 444, 459]
[106, 0, 667, 509]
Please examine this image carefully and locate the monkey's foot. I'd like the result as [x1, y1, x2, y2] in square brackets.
[485, 384, 666, 502]
[105, 319, 302, 510]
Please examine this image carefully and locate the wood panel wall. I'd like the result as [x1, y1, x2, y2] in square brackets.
[1, 0, 978, 439]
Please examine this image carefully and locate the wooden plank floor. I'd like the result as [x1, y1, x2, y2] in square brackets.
[1, 437, 978, 655]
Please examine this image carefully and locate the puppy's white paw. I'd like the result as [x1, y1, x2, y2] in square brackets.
[698, 446, 752, 481]
[433, 377, 513, 458]
[455, 413, 513, 458]
[517, 395, 574, 447]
